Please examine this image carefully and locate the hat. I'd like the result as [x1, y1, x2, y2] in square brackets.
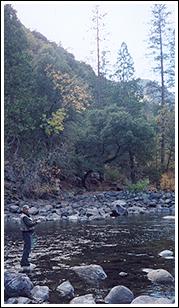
[22, 204, 29, 210]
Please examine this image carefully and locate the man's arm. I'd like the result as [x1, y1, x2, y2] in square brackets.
[23, 216, 37, 228]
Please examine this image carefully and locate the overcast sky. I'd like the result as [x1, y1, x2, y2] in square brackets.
[3, 1, 177, 82]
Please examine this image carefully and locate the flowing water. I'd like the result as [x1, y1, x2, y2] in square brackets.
[4, 213, 175, 303]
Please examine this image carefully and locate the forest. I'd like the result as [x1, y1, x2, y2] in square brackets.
[4, 4, 175, 199]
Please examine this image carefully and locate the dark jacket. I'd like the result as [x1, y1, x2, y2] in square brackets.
[20, 213, 37, 232]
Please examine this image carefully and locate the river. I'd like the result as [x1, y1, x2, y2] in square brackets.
[4, 213, 175, 304]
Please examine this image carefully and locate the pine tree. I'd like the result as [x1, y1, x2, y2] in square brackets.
[114, 42, 134, 82]
[166, 29, 175, 89]
[148, 4, 172, 172]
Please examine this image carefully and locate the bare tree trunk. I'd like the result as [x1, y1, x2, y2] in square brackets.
[166, 146, 173, 172]
[96, 6, 101, 105]
[129, 150, 136, 184]
[159, 24, 165, 172]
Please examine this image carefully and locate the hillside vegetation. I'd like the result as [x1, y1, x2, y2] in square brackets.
[4, 5, 175, 199]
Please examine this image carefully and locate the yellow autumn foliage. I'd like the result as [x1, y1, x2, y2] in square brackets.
[46, 67, 92, 111]
[41, 108, 66, 136]
[160, 172, 175, 191]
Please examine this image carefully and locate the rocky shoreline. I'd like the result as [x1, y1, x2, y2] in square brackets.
[4, 190, 175, 224]
[4, 263, 175, 304]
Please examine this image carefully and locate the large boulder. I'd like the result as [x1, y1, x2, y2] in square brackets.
[70, 294, 95, 304]
[158, 250, 173, 258]
[4, 271, 33, 298]
[104, 285, 134, 304]
[111, 200, 128, 216]
[56, 280, 74, 300]
[71, 264, 107, 285]
[29, 207, 39, 215]
[131, 295, 172, 304]
[147, 269, 174, 283]
[31, 286, 50, 302]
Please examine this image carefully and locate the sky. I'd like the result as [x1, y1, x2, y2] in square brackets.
[2, 1, 177, 82]
[1, 2, 177, 155]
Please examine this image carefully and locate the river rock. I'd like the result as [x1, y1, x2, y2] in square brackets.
[31, 285, 50, 302]
[70, 294, 95, 304]
[128, 206, 145, 214]
[163, 216, 175, 220]
[105, 285, 134, 304]
[6, 297, 31, 304]
[45, 204, 53, 211]
[159, 250, 173, 258]
[119, 272, 128, 277]
[9, 205, 20, 213]
[11, 217, 20, 224]
[142, 268, 153, 273]
[71, 264, 107, 285]
[147, 269, 174, 283]
[46, 213, 61, 221]
[56, 280, 74, 299]
[111, 200, 128, 216]
[86, 208, 100, 217]
[4, 271, 33, 298]
[29, 207, 39, 215]
[68, 214, 79, 221]
[131, 295, 172, 304]
[54, 203, 62, 209]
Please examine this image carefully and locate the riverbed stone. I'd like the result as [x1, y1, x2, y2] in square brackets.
[5, 191, 175, 222]
[119, 272, 128, 277]
[147, 269, 174, 283]
[4, 271, 33, 298]
[56, 280, 74, 299]
[68, 214, 79, 221]
[46, 213, 61, 221]
[9, 205, 20, 213]
[159, 250, 173, 258]
[6, 297, 31, 304]
[131, 295, 172, 304]
[104, 285, 134, 304]
[31, 285, 50, 302]
[71, 264, 107, 284]
[128, 206, 145, 214]
[142, 268, 153, 273]
[45, 204, 53, 211]
[111, 200, 128, 216]
[70, 294, 95, 304]
[86, 208, 100, 217]
[29, 207, 39, 215]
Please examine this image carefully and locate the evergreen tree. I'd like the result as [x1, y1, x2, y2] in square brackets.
[166, 29, 175, 89]
[148, 4, 172, 172]
[114, 42, 135, 82]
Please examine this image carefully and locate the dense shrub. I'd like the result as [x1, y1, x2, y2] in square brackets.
[128, 178, 150, 192]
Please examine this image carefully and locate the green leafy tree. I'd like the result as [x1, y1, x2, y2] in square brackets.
[4, 4, 35, 156]
[75, 105, 154, 184]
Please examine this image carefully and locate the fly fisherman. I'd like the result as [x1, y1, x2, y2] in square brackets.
[20, 205, 40, 270]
